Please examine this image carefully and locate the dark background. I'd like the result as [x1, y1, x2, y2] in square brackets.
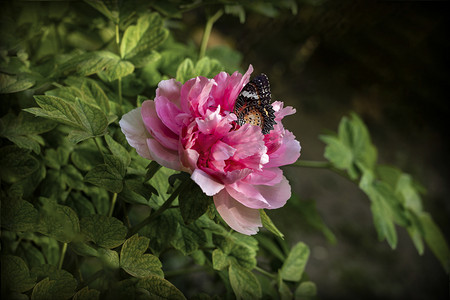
[203, 1, 449, 299]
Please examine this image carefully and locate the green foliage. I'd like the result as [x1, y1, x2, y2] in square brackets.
[1, 1, 447, 299]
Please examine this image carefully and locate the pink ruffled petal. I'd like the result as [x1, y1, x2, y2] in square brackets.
[146, 138, 182, 171]
[265, 130, 301, 168]
[156, 79, 183, 107]
[154, 96, 184, 134]
[191, 168, 224, 196]
[226, 175, 291, 209]
[244, 167, 283, 186]
[180, 77, 216, 116]
[214, 189, 262, 235]
[141, 100, 179, 151]
[119, 107, 153, 160]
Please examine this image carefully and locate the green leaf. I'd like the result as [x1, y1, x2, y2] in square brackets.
[176, 58, 195, 83]
[136, 276, 186, 300]
[66, 193, 96, 217]
[171, 222, 206, 255]
[80, 215, 127, 248]
[320, 113, 377, 179]
[61, 51, 134, 81]
[105, 134, 130, 168]
[84, 157, 124, 193]
[1, 197, 39, 232]
[0, 72, 35, 94]
[212, 248, 230, 271]
[1, 255, 36, 293]
[120, 13, 169, 66]
[295, 281, 317, 300]
[0, 111, 56, 154]
[119, 178, 156, 205]
[62, 77, 111, 113]
[85, 0, 119, 23]
[280, 242, 310, 282]
[140, 210, 178, 255]
[0, 145, 40, 183]
[260, 209, 284, 239]
[228, 264, 262, 300]
[24, 95, 84, 129]
[73, 98, 108, 138]
[37, 198, 80, 243]
[73, 286, 100, 300]
[419, 213, 449, 272]
[194, 57, 223, 78]
[120, 234, 163, 278]
[179, 179, 212, 224]
[31, 265, 77, 300]
[97, 248, 120, 270]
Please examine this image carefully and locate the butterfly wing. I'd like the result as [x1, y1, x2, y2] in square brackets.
[234, 73, 276, 134]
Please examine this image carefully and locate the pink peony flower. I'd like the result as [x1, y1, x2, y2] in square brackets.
[120, 65, 301, 235]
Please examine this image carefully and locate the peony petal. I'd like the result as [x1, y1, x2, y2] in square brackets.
[265, 130, 301, 168]
[119, 107, 152, 160]
[141, 100, 179, 150]
[244, 167, 283, 186]
[156, 79, 183, 107]
[191, 168, 224, 196]
[214, 189, 261, 235]
[146, 138, 182, 171]
[226, 175, 291, 209]
[154, 95, 184, 134]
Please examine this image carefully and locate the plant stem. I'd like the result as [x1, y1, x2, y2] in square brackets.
[128, 179, 190, 236]
[199, 10, 223, 59]
[294, 160, 331, 168]
[108, 192, 118, 217]
[58, 242, 68, 270]
[93, 138, 105, 158]
[118, 77, 123, 116]
[115, 24, 120, 45]
[254, 266, 276, 279]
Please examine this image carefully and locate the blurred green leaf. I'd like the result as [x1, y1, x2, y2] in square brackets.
[120, 234, 163, 278]
[0, 145, 40, 183]
[37, 198, 80, 243]
[420, 213, 449, 273]
[73, 286, 100, 300]
[260, 209, 284, 239]
[120, 13, 168, 67]
[80, 215, 127, 248]
[1, 197, 39, 232]
[280, 242, 310, 282]
[295, 281, 317, 300]
[176, 58, 195, 83]
[84, 155, 124, 193]
[0, 72, 35, 94]
[31, 264, 77, 300]
[136, 276, 186, 300]
[320, 113, 377, 180]
[1, 255, 36, 293]
[105, 134, 130, 168]
[228, 264, 262, 300]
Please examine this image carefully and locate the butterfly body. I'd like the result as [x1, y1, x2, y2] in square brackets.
[234, 74, 276, 134]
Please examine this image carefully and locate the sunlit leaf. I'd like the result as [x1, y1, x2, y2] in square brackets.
[280, 242, 310, 282]
[80, 215, 127, 248]
[120, 235, 163, 278]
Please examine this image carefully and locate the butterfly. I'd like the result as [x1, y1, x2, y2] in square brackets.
[233, 73, 276, 134]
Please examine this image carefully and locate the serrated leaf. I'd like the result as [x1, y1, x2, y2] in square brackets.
[120, 235, 163, 278]
[37, 198, 80, 243]
[84, 159, 124, 193]
[105, 134, 130, 168]
[171, 223, 206, 255]
[62, 76, 110, 113]
[30, 265, 77, 300]
[228, 264, 262, 300]
[280, 242, 310, 282]
[24, 95, 84, 129]
[212, 248, 229, 270]
[80, 215, 127, 248]
[0, 72, 35, 94]
[260, 209, 284, 239]
[0, 145, 40, 183]
[179, 179, 212, 224]
[136, 276, 186, 300]
[1, 255, 36, 293]
[120, 13, 169, 66]
[1, 197, 39, 232]
[119, 178, 156, 205]
[73, 286, 100, 300]
[61, 51, 134, 81]
[140, 210, 178, 255]
[66, 193, 96, 217]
